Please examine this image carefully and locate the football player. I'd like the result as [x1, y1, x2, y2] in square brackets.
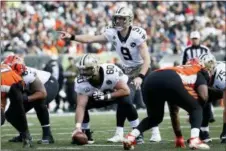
[166, 54, 222, 145]
[59, 6, 151, 143]
[1, 63, 32, 148]
[123, 56, 213, 150]
[72, 54, 141, 144]
[201, 60, 225, 143]
[218, 61, 226, 143]
[3, 55, 59, 144]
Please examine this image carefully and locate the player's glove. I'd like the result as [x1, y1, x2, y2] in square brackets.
[92, 91, 111, 101]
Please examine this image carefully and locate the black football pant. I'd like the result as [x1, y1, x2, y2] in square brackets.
[23, 76, 59, 127]
[5, 83, 29, 133]
[82, 95, 138, 127]
[137, 70, 203, 133]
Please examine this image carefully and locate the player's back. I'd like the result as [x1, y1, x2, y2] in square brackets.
[1, 64, 23, 110]
[1, 64, 22, 86]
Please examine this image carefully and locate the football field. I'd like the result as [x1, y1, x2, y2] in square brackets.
[1, 108, 226, 151]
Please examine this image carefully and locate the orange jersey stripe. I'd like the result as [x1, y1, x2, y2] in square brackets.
[1, 65, 23, 110]
[157, 64, 203, 100]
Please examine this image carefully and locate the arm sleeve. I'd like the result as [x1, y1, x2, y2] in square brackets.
[195, 71, 208, 88]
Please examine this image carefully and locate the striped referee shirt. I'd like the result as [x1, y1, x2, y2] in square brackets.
[182, 45, 210, 65]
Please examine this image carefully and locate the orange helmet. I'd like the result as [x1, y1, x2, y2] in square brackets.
[11, 63, 27, 76]
[186, 58, 201, 66]
[3, 55, 24, 66]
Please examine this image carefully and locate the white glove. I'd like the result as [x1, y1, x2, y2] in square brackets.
[92, 91, 112, 101]
[92, 91, 105, 101]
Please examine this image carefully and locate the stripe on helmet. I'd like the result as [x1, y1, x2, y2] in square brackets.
[80, 54, 89, 66]
[117, 7, 124, 14]
[199, 54, 208, 60]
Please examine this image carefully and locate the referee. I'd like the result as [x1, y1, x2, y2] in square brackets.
[181, 31, 214, 143]
[182, 31, 211, 65]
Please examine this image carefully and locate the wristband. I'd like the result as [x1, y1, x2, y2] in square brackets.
[138, 73, 145, 80]
[70, 35, 76, 40]
[76, 123, 81, 129]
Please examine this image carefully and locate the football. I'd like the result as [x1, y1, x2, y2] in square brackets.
[72, 131, 88, 145]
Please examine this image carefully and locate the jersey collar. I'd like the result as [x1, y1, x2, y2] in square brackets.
[117, 26, 132, 43]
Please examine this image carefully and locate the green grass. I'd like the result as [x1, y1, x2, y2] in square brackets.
[1, 109, 226, 151]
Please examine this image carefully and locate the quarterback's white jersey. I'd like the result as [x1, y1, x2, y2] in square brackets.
[74, 63, 128, 96]
[104, 26, 147, 67]
[23, 67, 51, 86]
[212, 61, 226, 90]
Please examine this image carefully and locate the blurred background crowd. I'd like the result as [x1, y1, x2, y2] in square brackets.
[1, 1, 225, 57]
[1, 1, 225, 112]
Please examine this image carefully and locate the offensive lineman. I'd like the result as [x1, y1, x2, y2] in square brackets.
[72, 54, 141, 144]
[58, 6, 152, 143]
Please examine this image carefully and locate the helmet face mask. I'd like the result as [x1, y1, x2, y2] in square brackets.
[112, 7, 133, 31]
[198, 53, 216, 74]
[11, 63, 26, 76]
[77, 54, 99, 79]
[78, 66, 95, 77]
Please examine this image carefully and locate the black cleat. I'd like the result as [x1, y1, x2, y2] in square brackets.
[22, 132, 33, 148]
[37, 135, 55, 144]
[199, 131, 212, 143]
[9, 134, 23, 142]
[220, 133, 226, 143]
[83, 129, 94, 144]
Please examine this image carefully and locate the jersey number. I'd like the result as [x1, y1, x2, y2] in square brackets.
[121, 47, 133, 60]
[106, 65, 114, 74]
[216, 70, 226, 81]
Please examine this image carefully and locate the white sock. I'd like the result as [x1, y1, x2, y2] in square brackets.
[130, 129, 140, 137]
[82, 123, 90, 129]
[191, 128, 200, 138]
[130, 119, 139, 128]
[152, 126, 160, 134]
[201, 126, 209, 132]
[42, 124, 50, 127]
[116, 127, 124, 135]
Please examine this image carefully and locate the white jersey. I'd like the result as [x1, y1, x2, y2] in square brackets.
[23, 67, 51, 86]
[74, 63, 128, 96]
[104, 26, 147, 67]
[212, 61, 226, 90]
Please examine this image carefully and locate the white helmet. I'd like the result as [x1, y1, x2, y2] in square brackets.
[112, 7, 134, 31]
[198, 53, 216, 73]
[76, 54, 99, 79]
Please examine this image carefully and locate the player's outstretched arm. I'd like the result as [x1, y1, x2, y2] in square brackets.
[58, 31, 108, 43]
[75, 94, 89, 129]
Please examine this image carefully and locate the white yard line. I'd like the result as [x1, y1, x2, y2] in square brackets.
[23, 107, 224, 118]
[37, 147, 81, 150]
[1, 125, 223, 137]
